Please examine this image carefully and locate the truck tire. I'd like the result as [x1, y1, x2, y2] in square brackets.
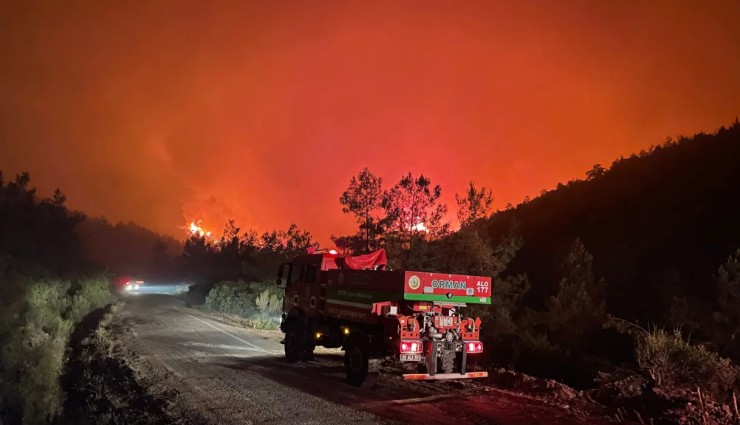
[344, 334, 368, 386]
[300, 344, 315, 361]
[284, 321, 300, 363]
[441, 349, 455, 374]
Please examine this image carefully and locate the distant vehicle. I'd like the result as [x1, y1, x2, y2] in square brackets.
[118, 277, 144, 292]
[277, 249, 490, 386]
[123, 279, 144, 292]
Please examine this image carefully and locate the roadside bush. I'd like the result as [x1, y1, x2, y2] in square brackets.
[251, 317, 278, 330]
[255, 289, 282, 317]
[636, 327, 737, 400]
[0, 275, 112, 425]
[203, 282, 255, 317]
[68, 276, 113, 324]
[202, 281, 282, 330]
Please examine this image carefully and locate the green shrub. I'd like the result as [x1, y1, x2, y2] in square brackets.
[636, 328, 737, 399]
[255, 289, 282, 317]
[203, 281, 256, 317]
[0, 275, 112, 424]
[202, 281, 282, 330]
[67, 276, 112, 324]
[250, 317, 278, 330]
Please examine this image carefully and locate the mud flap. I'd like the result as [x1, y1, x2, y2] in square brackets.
[425, 341, 438, 376]
[460, 344, 467, 374]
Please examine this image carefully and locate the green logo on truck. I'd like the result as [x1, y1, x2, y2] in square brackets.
[408, 275, 421, 290]
[431, 279, 467, 290]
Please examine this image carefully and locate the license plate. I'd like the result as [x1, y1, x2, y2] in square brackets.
[400, 354, 422, 362]
[437, 316, 453, 327]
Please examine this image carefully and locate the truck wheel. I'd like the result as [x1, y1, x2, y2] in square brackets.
[344, 334, 368, 386]
[284, 322, 300, 363]
[441, 350, 455, 374]
[300, 344, 315, 361]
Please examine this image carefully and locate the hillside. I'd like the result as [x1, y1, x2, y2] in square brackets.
[484, 120, 740, 333]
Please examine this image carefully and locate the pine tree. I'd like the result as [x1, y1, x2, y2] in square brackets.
[381, 172, 448, 268]
[543, 238, 606, 353]
[455, 182, 493, 227]
[714, 248, 740, 358]
[382, 172, 448, 239]
[339, 168, 384, 253]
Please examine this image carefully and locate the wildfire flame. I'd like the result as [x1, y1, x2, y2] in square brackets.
[188, 220, 213, 238]
[411, 221, 428, 233]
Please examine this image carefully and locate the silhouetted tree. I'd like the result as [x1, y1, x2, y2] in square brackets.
[257, 223, 316, 258]
[455, 181, 493, 227]
[586, 164, 606, 180]
[330, 234, 365, 254]
[339, 168, 384, 252]
[219, 220, 242, 260]
[283, 223, 318, 258]
[382, 172, 448, 239]
[0, 171, 84, 275]
[381, 172, 448, 268]
[183, 234, 215, 282]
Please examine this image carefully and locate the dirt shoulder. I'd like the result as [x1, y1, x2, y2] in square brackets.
[61, 303, 206, 425]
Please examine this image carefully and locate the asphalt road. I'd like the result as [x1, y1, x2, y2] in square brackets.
[122, 294, 616, 425]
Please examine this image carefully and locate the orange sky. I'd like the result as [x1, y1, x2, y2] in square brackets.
[1, 1, 739, 245]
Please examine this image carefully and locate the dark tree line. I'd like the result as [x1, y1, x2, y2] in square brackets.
[0, 171, 188, 282]
[182, 220, 318, 302]
[0, 172, 84, 276]
[481, 120, 740, 362]
[76, 217, 182, 280]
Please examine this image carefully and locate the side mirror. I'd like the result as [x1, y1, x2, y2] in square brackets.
[276, 277, 283, 287]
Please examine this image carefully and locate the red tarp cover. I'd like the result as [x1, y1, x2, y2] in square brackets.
[343, 249, 387, 270]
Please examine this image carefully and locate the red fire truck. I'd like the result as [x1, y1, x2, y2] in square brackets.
[277, 249, 490, 385]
